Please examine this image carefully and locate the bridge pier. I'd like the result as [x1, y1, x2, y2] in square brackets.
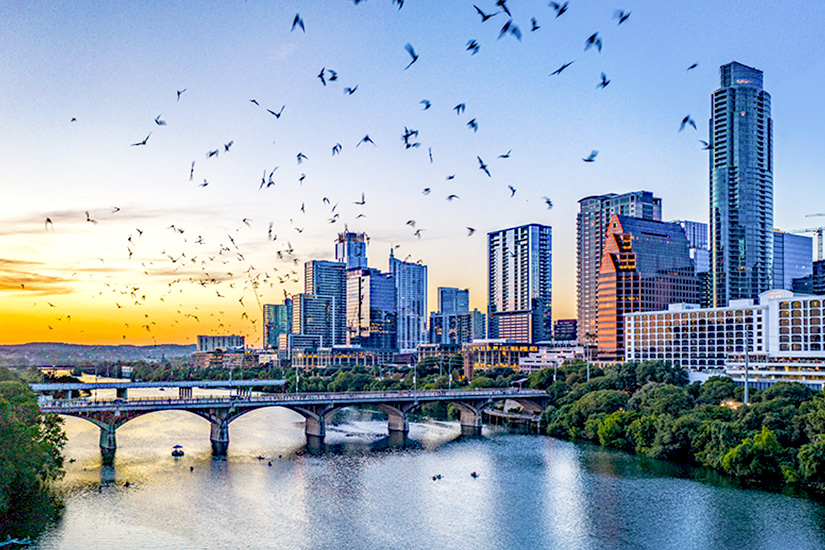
[99, 424, 117, 465]
[210, 417, 230, 457]
[459, 409, 483, 436]
[305, 415, 326, 439]
[386, 410, 409, 434]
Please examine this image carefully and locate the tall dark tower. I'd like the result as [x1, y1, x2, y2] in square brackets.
[710, 61, 773, 306]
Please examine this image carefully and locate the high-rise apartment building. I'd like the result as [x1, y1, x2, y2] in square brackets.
[335, 232, 368, 270]
[710, 61, 773, 306]
[389, 250, 427, 353]
[292, 294, 334, 347]
[263, 301, 292, 349]
[488, 224, 552, 343]
[304, 260, 347, 345]
[346, 267, 397, 351]
[773, 231, 813, 293]
[577, 191, 662, 342]
[596, 215, 700, 361]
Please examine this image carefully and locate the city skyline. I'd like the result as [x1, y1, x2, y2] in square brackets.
[2, 1, 824, 346]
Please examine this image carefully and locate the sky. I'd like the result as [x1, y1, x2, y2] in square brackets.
[1, 0, 824, 347]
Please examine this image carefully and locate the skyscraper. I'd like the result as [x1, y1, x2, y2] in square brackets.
[487, 224, 552, 343]
[389, 250, 427, 353]
[335, 232, 368, 270]
[263, 301, 292, 349]
[292, 293, 334, 347]
[710, 61, 773, 306]
[597, 215, 700, 361]
[304, 260, 347, 345]
[346, 267, 397, 351]
[577, 191, 662, 342]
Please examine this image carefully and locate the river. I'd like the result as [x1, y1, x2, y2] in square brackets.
[20, 388, 825, 550]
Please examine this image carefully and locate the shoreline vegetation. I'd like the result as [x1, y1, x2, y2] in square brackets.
[0, 367, 66, 539]
[533, 360, 825, 494]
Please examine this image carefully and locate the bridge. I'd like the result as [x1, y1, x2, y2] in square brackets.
[35, 384, 549, 464]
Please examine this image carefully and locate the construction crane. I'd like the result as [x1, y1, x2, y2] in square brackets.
[791, 214, 825, 261]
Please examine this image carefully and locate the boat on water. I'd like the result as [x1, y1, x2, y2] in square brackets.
[172, 445, 184, 457]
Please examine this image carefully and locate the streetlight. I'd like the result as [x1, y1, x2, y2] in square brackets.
[744, 309, 751, 405]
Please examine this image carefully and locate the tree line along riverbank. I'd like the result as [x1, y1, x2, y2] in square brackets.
[533, 359, 825, 491]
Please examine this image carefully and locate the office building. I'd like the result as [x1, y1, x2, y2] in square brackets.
[197, 335, 244, 352]
[597, 215, 700, 362]
[346, 267, 397, 351]
[488, 224, 552, 343]
[263, 301, 292, 350]
[292, 293, 334, 347]
[710, 61, 773, 306]
[389, 250, 428, 353]
[577, 191, 662, 342]
[626, 291, 825, 390]
[304, 260, 347, 345]
[335, 232, 368, 270]
[438, 287, 470, 314]
[773, 231, 813, 292]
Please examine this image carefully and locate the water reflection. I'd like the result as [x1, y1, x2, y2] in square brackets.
[16, 407, 825, 550]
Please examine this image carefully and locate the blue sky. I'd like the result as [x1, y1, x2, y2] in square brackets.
[1, 0, 823, 345]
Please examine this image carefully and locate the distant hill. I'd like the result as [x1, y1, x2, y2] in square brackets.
[0, 343, 196, 366]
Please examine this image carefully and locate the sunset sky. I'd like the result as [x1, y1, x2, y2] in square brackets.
[1, 1, 823, 346]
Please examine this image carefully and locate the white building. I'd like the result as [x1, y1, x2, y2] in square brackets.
[625, 290, 825, 390]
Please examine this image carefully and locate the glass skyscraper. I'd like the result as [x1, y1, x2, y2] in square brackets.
[487, 223, 552, 343]
[263, 301, 292, 349]
[335, 232, 368, 270]
[577, 191, 662, 343]
[389, 250, 427, 353]
[710, 61, 773, 306]
[304, 260, 347, 345]
[346, 267, 397, 351]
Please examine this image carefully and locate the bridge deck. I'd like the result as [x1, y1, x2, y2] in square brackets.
[40, 388, 548, 414]
[31, 379, 286, 391]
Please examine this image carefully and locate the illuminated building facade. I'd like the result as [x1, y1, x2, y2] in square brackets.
[597, 215, 700, 362]
[577, 191, 662, 343]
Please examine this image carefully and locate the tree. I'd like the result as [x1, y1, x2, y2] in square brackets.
[628, 414, 658, 455]
[759, 382, 815, 405]
[598, 410, 638, 451]
[628, 382, 693, 417]
[693, 420, 744, 469]
[0, 381, 66, 515]
[722, 426, 785, 483]
[469, 376, 495, 389]
[697, 376, 736, 405]
[798, 435, 825, 485]
[647, 413, 701, 462]
[635, 360, 688, 387]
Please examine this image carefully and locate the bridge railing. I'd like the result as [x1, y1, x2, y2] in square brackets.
[40, 388, 546, 410]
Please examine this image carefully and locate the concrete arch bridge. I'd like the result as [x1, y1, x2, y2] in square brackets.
[36, 386, 549, 463]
